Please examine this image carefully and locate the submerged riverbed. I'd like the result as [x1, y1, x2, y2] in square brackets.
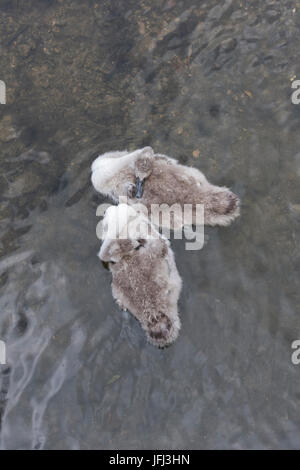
[0, 0, 300, 449]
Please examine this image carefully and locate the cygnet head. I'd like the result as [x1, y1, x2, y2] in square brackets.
[91, 147, 154, 201]
[134, 151, 154, 198]
[99, 204, 149, 263]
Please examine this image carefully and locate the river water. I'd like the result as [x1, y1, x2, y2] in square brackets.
[0, 0, 299, 449]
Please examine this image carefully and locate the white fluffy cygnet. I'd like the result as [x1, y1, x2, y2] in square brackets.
[99, 204, 182, 348]
[91, 147, 240, 228]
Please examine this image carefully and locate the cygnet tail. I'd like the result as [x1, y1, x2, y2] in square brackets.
[145, 311, 181, 348]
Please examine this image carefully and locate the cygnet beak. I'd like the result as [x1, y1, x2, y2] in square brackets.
[135, 177, 145, 199]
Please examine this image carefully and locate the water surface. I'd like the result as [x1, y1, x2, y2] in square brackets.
[0, 0, 300, 449]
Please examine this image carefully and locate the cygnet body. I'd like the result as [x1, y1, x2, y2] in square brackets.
[99, 204, 182, 348]
[91, 147, 240, 228]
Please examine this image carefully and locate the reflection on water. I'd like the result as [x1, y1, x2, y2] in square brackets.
[0, 0, 300, 449]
